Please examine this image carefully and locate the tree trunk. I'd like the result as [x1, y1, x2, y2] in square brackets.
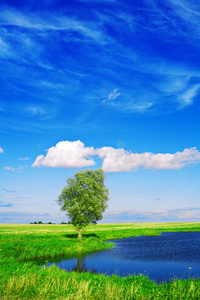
[78, 230, 82, 240]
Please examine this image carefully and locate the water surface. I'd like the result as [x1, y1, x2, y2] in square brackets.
[46, 232, 200, 283]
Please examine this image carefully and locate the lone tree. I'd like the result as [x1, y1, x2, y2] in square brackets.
[57, 168, 109, 239]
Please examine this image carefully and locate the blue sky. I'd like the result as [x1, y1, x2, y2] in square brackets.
[1, 0, 200, 223]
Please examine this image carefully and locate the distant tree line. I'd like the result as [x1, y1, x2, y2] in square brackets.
[29, 221, 72, 224]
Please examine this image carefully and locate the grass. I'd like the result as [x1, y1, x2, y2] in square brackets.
[0, 222, 200, 299]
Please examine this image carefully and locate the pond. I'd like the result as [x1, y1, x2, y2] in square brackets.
[45, 232, 200, 283]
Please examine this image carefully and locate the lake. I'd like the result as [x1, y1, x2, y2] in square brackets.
[45, 232, 200, 283]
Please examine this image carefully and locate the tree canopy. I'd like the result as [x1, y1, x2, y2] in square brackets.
[57, 168, 109, 239]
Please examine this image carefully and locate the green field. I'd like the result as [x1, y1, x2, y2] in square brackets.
[1, 222, 200, 299]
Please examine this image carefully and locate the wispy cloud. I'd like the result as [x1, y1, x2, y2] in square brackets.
[167, 0, 200, 38]
[0, 8, 106, 44]
[0, 201, 13, 208]
[0, 211, 56, 223]
[7, 195, 35, 200]
[104, 207, 200, 221]
[0, 37, 13, 59]
[0, 147, 3, 153]
[4, 166, 15, 171]
[0, 0, 200, 137]
[3, 188, 17, 193]
[4, 165, 28, 171]
[103, 88, 121, 103]
[17, 165, 28, 171]
[26, 106, 47, 116]
[103, 92, 154, 113]
[108, 89, 120, 101]
[122, 101, 154, 113]
[180, 84, 200, 107]
[32, 140, 200, 171]
[18, 157, 29, 161]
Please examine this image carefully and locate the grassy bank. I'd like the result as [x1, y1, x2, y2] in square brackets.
[1, 222, 200, 299]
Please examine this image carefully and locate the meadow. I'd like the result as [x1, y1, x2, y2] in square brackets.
[1, 222, 200, 299]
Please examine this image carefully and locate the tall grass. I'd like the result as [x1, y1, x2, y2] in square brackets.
[0, 222, 200, 299]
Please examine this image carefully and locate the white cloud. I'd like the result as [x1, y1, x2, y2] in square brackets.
[26, 106, 46, 116]
[0, 147, 3, 153]
[1, 6, 199, 117]
[97, 147, 200, 172]
[4, 166, 15, 171]
[103, 89, 121, 104]
[0, 9, 105, 44]
[32, 140, 96, 168]
[4, 165, 27, 171]
[108, 89, 120, 101]
[7, 195, 35, 200]
[124, 101, 153, 112]
[32, 140, 200, 172]
[104, 207, 200, 221]
[180, 84, 200, 106]
[17, 165, 28, 170]
[18, 157, 29, 160]
[0, 37, 13, 58]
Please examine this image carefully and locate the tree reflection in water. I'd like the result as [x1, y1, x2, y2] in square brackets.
[72, 256, 97, 274]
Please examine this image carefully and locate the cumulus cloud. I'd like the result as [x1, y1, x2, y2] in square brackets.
[0, 147, 3, 153]
[97, 146, 200, 172]
[32, 140, 96, 168]
[32, 140, 200, 172]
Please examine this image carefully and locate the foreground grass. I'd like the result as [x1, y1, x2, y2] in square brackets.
[1, 222, 200, 299]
